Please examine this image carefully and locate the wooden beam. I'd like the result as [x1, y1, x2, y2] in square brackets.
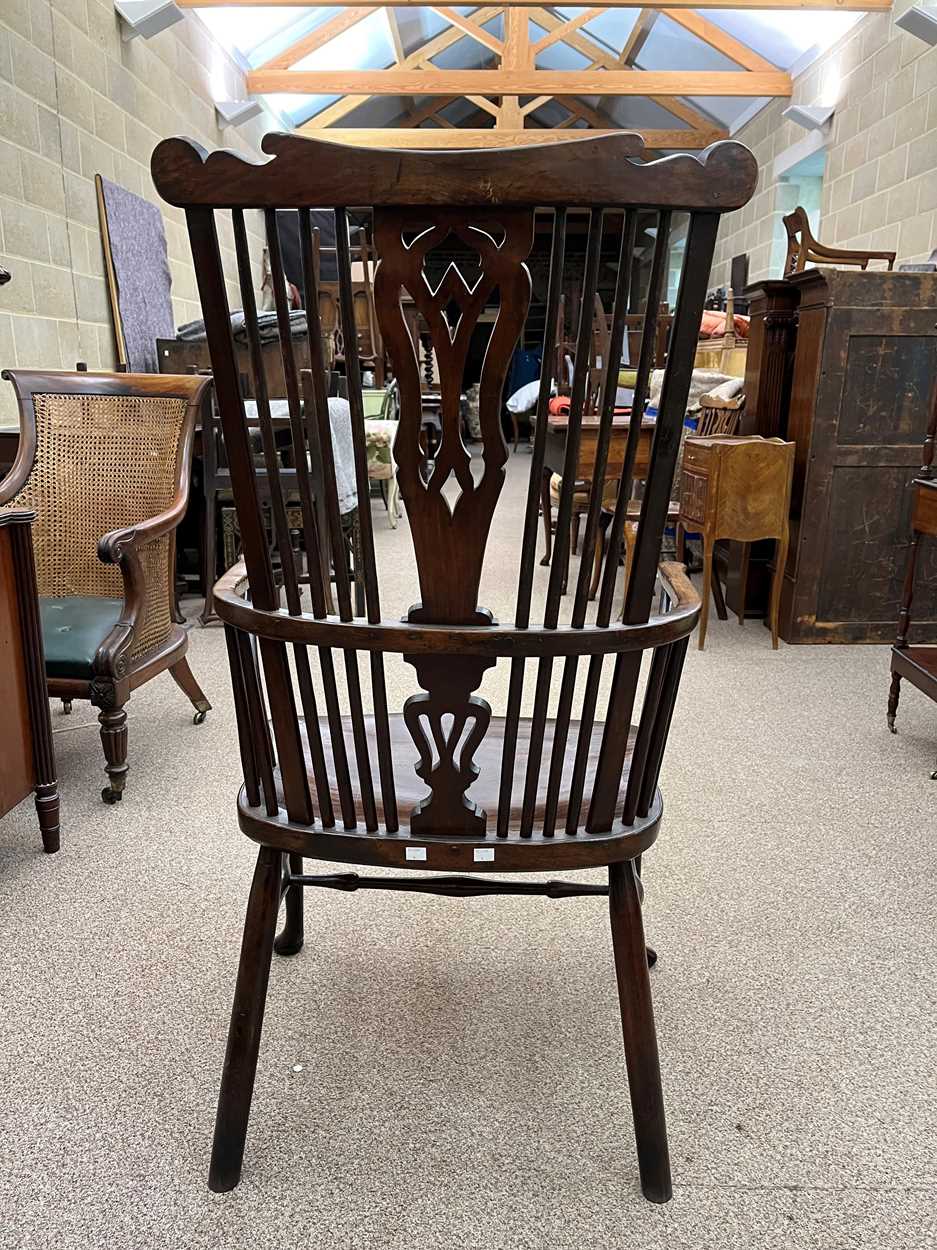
[385, 6, 407, 63]
[530, 8, 605, 56]
[304, 127, 726, 149]
[391, 95, 461, 126]
[466, 94, 502, 118]
[661, 9, 778, 71]
[530, 8, 720, 131]
[305, 95, 371, 128]
[257, 8, 373, 71]
[429, 6, 504, 54]
[498, 6, 528, 128]
[179, 0, 892, 11]
[300, 7, 501, 129]
[619, 10, 658, 64]
[248, 69, 793, 96]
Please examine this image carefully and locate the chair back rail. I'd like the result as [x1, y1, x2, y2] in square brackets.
[153, 132, 756, 841]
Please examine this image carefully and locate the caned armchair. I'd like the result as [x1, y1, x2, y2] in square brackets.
[0, 370, 213, 803]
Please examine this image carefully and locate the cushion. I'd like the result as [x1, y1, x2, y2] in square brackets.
[40, 597, 123, 679]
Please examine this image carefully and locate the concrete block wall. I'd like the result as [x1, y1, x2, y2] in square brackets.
[0, 0, 276, 427]
[711, 0, 937, 289]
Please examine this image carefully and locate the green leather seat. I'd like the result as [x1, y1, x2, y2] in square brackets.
[40, 597, 123, 679]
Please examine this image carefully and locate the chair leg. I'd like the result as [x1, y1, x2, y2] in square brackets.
[608, 859, 672, 1204]
[736, 542, 750, 626]
[887, 671, 901, 733]
[274, 853, 305, 956]
[201, 490, 218, 626]
[99, 704, 129, 804]
[209, 845, 282, 1193]
[540, 468, 553, 566]
[169, 656, 212, 724]
[769, 530, 788, 651]
[590, 508, 611, 600]
[698, 534, 714, 650]
[571, 509, 581, 556]
[711, 556, 728, 622]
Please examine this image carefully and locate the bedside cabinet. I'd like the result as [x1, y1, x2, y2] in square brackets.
[677, 436, 795, 651]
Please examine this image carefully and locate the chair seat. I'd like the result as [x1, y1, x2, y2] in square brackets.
[40, 597, 123, 679]
[286, 713, 638, 834]
[626, 500, 680, 520]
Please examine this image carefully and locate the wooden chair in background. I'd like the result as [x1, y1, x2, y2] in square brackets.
[0, 370, 213, 802]
[677, 435, 794, 650]
[153, 128, 756, 1200]
[782, 205, 896, 277]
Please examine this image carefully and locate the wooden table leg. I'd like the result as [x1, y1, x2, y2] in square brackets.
[735, 541, 750, 626]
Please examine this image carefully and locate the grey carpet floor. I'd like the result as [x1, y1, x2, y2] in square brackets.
[1, 455, 935, 1250]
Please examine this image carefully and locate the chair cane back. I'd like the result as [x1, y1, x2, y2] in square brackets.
[152, 131, 756, 1200]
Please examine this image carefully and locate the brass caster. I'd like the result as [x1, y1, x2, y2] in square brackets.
[62, 699, 73, 715]
[646, 946, 658, 969]
[193, 710, 208, 725]
[102, 787, 122, 805]
[930, 767, 937, 781]
[887, 716, 897, 734]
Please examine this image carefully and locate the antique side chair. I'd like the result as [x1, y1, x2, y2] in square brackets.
[153, 131, 756, 1201]
[0, 370, 213, 802]
[782, 205, 896, 277]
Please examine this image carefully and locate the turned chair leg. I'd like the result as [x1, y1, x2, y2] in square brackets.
[209, 845, 282, 1193]
[887, 671, 901, 733]
[169, 656, 212, 724]
[274, 853, 305, 956]
[99, 705, 129, 804]
[608, 859, 672, 1204]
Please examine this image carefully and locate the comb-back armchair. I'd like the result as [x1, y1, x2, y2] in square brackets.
[0, 369, 213, 803]
[153, 129, 757, 1201]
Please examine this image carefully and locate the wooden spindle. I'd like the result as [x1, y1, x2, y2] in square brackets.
[497, 207, 567, 837]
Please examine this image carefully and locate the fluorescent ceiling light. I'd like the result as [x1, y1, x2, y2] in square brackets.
[895, 4, 937, 44]
[115, 0, 182, 41]
[215, 99, 263, 128]
[782, 103, 835, 132]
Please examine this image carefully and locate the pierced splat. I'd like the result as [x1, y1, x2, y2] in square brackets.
[403, 654, 496, 836]
[374, 208, 534, 626]
[374, 208, 533, 836]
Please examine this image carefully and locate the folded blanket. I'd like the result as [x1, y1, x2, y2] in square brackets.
[176, 309, 308, 344]
[243, 396, 357, 515]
